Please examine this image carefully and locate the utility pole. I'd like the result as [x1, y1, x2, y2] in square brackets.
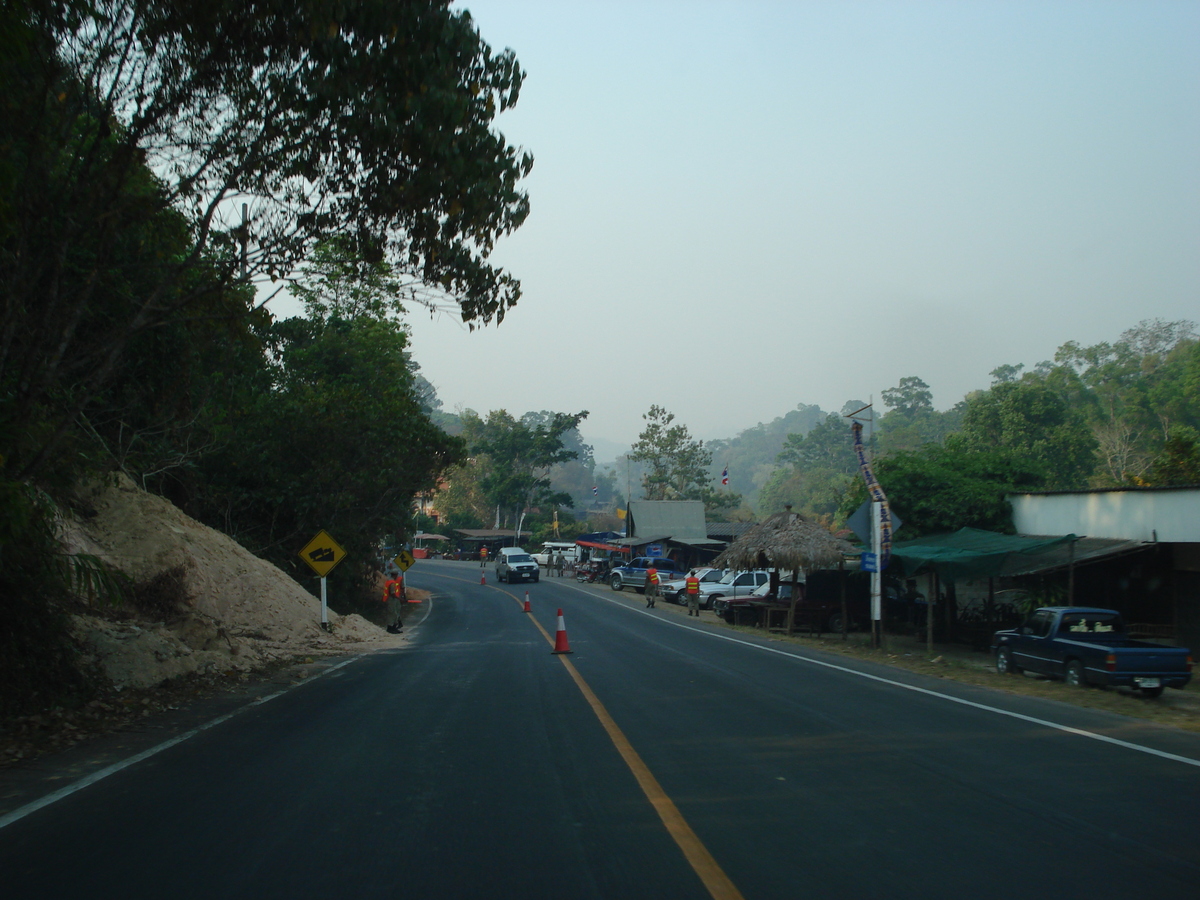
[847, 403, 890, 651]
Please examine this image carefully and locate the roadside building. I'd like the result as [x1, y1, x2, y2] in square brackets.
[1008, 485, 1200, 651]
[611, 500, 726, 570]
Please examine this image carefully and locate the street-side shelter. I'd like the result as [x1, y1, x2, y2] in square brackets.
[1008, 485, 1200, 650]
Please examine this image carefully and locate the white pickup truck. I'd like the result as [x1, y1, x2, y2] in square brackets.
[533, 543, 579, 568]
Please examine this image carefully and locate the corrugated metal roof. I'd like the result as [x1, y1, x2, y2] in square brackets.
[1001, 537, 1149, 575]
[611, 534, 672, 547]
[706, 522, 757, 539]
[454, 528, 520, 539]
[628, 501, 709, 542]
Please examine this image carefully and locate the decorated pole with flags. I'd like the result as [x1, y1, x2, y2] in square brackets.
[851, 420, 893, 649]
[721, 466, 729, 486]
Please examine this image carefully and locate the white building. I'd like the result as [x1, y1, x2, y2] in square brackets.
[1008, 486, 1200, 649]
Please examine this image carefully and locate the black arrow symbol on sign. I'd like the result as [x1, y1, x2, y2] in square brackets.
[309, 547, 335, 562]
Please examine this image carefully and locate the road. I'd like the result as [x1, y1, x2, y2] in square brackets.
[2, 558, 1198, 899]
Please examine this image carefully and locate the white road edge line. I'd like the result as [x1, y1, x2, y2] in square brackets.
[571, 583, 1200, 769]
[0, 656, 364, 831]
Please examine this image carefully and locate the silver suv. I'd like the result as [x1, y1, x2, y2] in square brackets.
[496, 549, 540, 583]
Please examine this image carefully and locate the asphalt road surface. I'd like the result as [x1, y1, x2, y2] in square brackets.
[2, 558, 1198, 899]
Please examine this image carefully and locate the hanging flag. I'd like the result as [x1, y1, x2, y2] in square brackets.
[592, 485, 598, 496]
[721, 467, 729, 486]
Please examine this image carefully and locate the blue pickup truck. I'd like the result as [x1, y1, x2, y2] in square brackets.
[991, 607, 1193, 698]
[608, 557, 686, 593]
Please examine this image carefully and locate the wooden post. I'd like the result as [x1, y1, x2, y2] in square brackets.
[929, 570, 938, 657]
[840, 559, 848, 641]
[1067, 538, 1076, 606]
[786, 570, 798, 634]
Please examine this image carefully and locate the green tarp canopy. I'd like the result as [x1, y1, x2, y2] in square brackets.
[889, 527, 1078, 581]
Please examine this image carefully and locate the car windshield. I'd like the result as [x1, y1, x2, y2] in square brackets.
[510, 554, 534, 563]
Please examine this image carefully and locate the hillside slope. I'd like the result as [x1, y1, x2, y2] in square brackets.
[61, 475, 400, 690]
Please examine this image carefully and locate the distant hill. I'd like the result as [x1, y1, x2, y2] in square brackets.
[584, 434, 630, 467]
[705, 403, 831, 511]
[589, 403, 838, 513]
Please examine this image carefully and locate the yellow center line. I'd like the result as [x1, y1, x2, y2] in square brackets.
[552, 654, 745, 900]
[420, 570, 745, 899]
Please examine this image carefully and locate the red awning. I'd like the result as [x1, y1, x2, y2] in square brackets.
[575, 540, 632, 553]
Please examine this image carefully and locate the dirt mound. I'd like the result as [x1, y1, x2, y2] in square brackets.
[61, 474, 403, 690]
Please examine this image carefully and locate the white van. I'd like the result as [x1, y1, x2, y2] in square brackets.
[496, 547, 540, 583]
[533, 542, 579, 568]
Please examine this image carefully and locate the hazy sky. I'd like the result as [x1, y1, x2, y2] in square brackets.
[292, 2, 1200, 460]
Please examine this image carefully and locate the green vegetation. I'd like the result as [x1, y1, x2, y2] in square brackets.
[1, 1, 531, 712]
[629, 405, 742, 517]
[605, 321, 1199, 539]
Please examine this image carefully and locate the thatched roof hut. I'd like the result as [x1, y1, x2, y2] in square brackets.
[711, 507, 853, 574]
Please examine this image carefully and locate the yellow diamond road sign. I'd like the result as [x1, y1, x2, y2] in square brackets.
[394, 550, 415, 572]
[299, 530, 347, 577]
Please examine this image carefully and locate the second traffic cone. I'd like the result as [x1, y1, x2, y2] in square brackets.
[480, 571, 486, 585]
[523, 592, 531, 613]
[551, 608, 572, 654]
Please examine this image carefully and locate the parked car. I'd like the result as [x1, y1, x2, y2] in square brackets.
[609, 557, 687, 593]
[495, 547, 540, 583]
[991, 607, 1193, 697]
[701, 570, 770, 611]
[659, 567, 726, 604]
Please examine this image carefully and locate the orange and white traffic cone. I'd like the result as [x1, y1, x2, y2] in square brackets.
[480, 572, 486, 585]
[551, 608, 572, 654]
[523, 592, 531, 613]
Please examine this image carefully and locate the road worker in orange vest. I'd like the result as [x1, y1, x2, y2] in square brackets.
[383, 572, 405, 633]
[685, 570, 701, 617]
[645, 564, 659, 608]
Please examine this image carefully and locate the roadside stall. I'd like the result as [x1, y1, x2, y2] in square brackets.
[574, 532, 629, 583]
[411, 532, 450, 559]
[710, 507, 854, 635]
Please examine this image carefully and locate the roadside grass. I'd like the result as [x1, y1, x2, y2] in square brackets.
[712, 615, 1200, 733]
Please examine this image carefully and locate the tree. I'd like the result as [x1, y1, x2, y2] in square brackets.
[1148, 426, 1200, 486]
[877, 376, 961, 454]
[523, 410, 597, 509]
[461, 409, 589, 538]
[764, 412, 861, 520]
[954, 381, 1097, 489]
[841, 444, 1049, 538]
[881, 376, 933, 415]
[190, 313, 465, 591]
[777, 413, 859, 474]
[2, 0, 533, 479]
[1041, 320, 1199, 484]
[628, 406, 731, 509]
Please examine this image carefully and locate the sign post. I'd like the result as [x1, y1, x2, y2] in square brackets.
[299, 530, 347, 630]
[871, 499, 883, 646]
